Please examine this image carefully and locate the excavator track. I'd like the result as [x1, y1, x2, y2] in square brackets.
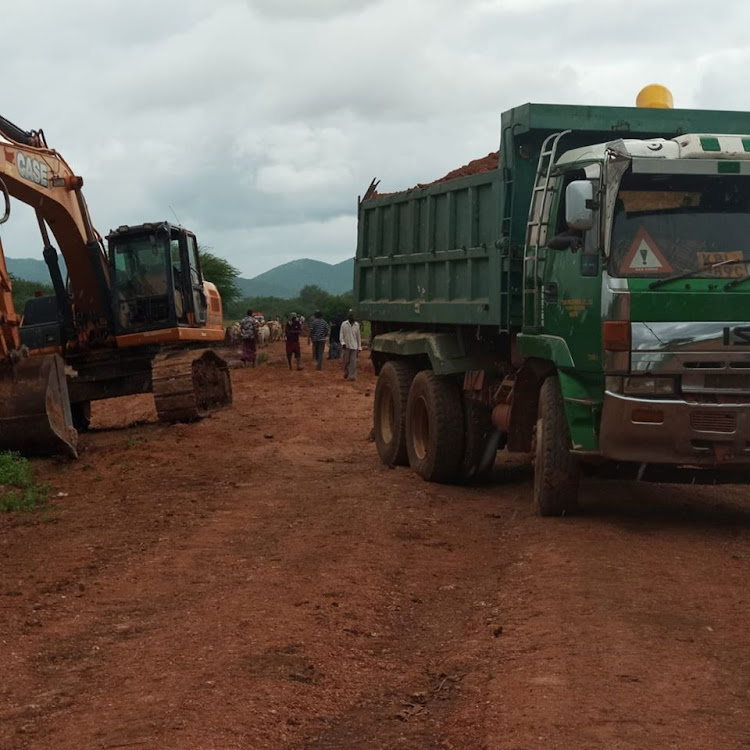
[0, 354, 78, 457]
[151, 348, 232, 423]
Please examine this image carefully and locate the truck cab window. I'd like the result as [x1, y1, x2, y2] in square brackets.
[609, 172, 750, 277]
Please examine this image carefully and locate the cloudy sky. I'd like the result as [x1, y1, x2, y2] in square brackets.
[2, 0, 749, 278]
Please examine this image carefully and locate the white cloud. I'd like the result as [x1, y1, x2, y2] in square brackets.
[1, 0, 750, 280]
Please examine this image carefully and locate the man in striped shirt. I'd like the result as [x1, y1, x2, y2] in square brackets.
[308, 310, 330, 371]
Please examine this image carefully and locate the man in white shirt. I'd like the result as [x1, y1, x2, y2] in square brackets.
[339, 310, 362, 381]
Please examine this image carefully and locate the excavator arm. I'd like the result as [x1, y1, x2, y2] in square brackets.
[0, 118, 111, 340]
[0, 115, 112, 457]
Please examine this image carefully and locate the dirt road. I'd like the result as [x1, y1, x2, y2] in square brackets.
[1, 341, 750, 749]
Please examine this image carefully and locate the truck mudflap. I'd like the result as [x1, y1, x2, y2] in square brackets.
[0, 354, 78, 457]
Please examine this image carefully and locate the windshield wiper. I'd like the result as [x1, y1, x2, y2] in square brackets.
[649, 258, 747, 290]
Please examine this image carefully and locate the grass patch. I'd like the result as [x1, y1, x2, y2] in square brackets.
[256, 353, 269, 365]
[0, 452, 49, 513]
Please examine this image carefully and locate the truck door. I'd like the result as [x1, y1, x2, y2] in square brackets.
[540, 168, 603, 372]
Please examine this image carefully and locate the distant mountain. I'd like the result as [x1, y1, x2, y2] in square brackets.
[236, 258, 354, 299]
[6, 257, 60, 284]
[6, 256, 355, 300]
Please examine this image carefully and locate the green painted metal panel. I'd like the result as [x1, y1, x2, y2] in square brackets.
[557, 371, 603, 451]
[700, 136, 721, 152]
[355, 101, 750, 330]
[515, 333, 575, 368]
[371, 330, 476, 375]
[627, 279, 750, 321]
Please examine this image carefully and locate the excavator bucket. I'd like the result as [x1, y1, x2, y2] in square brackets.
[0, 354, 78, 458]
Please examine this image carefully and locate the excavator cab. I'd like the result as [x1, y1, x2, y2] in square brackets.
[108, 222, 207, 334]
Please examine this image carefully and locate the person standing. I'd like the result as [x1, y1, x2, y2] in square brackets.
[285, 313, 303, 371]
[308, 310, 330, 371]
[239, 309, 259, 367]
[328, 316, 342, 360]
[340, 310, 362, 381]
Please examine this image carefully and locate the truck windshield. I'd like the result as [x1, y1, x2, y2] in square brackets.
[609, 172, 750, 279]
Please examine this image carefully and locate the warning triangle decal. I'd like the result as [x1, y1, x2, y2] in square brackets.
[620, 227, 673, 275]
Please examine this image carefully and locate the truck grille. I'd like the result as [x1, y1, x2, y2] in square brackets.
[704, 374, 750, 390]
[690, 412, 737, 434]
[682, 372, 750, 396]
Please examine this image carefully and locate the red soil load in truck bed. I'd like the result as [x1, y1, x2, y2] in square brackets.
[371, 151, 499, 200]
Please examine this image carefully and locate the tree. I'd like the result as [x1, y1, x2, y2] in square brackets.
[298, 284, 330, 313]
[198, 248, 242, 306]
[9, 273, 54, 314]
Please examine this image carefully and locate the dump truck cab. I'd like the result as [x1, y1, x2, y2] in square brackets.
[535, 134, 750, 467]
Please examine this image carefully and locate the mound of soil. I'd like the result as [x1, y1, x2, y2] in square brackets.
[371, 151, 499, 200]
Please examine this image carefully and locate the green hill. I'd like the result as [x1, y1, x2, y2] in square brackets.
[7, 256, 355, 301]
[7, 257, 59, 284]
[236, 258, 353, 298]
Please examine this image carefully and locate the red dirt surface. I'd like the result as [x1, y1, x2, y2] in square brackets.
[2, 340, 750, 749]
[372, 152, 499, 200]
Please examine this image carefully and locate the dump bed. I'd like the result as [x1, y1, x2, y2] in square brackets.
[354, 102, 750, 330]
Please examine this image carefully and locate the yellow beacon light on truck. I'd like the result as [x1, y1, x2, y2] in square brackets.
[636, 84, 674, 109]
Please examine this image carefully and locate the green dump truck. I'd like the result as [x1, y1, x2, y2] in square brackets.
[355, 89, 750, 514]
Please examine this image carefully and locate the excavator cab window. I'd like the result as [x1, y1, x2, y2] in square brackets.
[111, 229, 173, 333]
[185, 233, 207, 325]
[170, 239, 188, 323]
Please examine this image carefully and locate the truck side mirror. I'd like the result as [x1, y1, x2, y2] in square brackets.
[565, 180, 594, 231]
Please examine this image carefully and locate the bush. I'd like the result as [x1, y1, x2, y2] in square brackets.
[0, 452, 49, 512]
[10, 274, 55, 315]
[225, 287, 355, 324]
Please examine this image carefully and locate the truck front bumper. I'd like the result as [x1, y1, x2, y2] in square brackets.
[598, 391, 750, 465]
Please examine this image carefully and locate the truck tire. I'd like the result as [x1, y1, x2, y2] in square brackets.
[406, 370, 464, 483]
[461, 399, 495, 481]
[533, 376, 580, 516]
[374, 360, 417, 466]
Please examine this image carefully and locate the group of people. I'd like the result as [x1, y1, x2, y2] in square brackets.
[238, 309, 362, 380]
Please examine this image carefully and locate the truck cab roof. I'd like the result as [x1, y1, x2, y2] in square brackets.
[557, 133, 750, 168]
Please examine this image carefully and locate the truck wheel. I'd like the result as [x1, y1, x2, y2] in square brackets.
[462, 399, 495, 481]
[71, 401, 91, 432]
[374, 360, 417, 466]
[533, 376, 580, 516]
[406, 370, 464, 483]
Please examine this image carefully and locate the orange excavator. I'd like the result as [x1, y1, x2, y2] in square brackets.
[0, 115, 231, 457]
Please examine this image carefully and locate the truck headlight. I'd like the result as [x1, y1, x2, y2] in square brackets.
[622, 376, 676, 396]
[605, 375, 623, 393]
